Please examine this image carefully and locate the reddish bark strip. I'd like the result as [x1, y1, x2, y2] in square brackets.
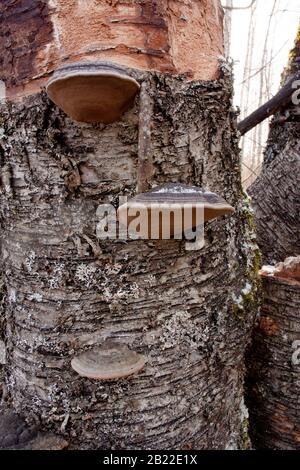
[246, 262, 300, 449]
[0, 0, 53, 87]
[2, 0, 224, 99]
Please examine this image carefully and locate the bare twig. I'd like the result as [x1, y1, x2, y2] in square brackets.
[239, 40, 289, 86]
[224, 0, 233, 56]
[256, 0, 278, 166]
[238, 71, 300, 135]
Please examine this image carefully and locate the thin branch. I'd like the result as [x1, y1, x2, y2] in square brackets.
[239, 40, 289, 86]
[242, 164, 262, 185]
[238, 71, 300, 135]
[255, 0, 278, 166]
[241, 160, 261, 178]
[223, 0, 257, 10]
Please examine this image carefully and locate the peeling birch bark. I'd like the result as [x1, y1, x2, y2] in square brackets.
[1, 0, 224, 100]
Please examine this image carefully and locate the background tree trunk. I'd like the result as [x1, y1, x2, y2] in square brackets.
[248, 24, 300, 264]
[263, 24, 300, 170]
[246, 260, 300, 450]
[247, 27, 300, 449]
[248, 142, 300, 264]
[223, 0, 233, 58]
[0, 0, 260, 449]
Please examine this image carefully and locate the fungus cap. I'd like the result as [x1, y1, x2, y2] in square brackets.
[71, 341, 146, 380]
[261, 256, 300, 286]
[118, 183, 234, 239]
[46, 61, 140, 124]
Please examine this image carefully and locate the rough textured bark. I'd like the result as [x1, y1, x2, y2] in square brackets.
[247, 29, 300, 450]
[248, 142, 300, 265]
[0, 0, 260, 450]
[262, 24, 300, 169]
[249, 26, 300, 264]
[0, 66, 260, 449]
[0, 410, 68, 449]
[246, 260, 300, 450]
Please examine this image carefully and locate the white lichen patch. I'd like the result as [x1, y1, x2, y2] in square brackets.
[8, 288, 17, 303]
[25, 251, 36, 273]
[75, 263, 98, 288]
[161, 310, 209, 351]
[241, 203, 254, 215]
[28, 292, 43, 302]
[232, 292, 243, 307]
[241, 282, 252, 296]
[225, 440, 238, 450]
[240, 397, 249, 422]
[143, 274, 156, 287]
[49, 262, 66, 289]
[103, 282, 140, 302]
[0, 340, 6, 365]
[232, 281, 253, 310]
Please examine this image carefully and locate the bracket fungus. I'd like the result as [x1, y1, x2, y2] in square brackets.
[118, 183, 234, 240]
[71, 341, 146, 380]
[261, 256, 300, 286]
[46, 61, 140, 124]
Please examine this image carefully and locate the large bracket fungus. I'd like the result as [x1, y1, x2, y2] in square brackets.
[71, 341, 146, 380]
[118, 183, 234, 241]
[46, 61, 140, 124]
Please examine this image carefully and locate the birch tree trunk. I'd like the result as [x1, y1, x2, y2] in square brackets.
[247, 27, 300, 449]
[246, 259, 300, 450]
[249, 25, 300, 264]
[0, 0, 259, 450]
[223, 0, 233, 58]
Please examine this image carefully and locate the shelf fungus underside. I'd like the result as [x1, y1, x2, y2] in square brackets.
[46, 61, 140, 124]
[71, 341, 146, 380]
[118, 183, 235, 239]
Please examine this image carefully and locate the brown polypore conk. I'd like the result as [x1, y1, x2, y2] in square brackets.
[46, 61, 140, 123]
[71, 341, 146, 380]
[118, 183, 234, 239]
[260, 256, 300, 286]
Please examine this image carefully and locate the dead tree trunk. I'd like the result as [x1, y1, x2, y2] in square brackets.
[246, 259, 300, 450]
[0, 0, 259, 450]
[247, 27, 300, 449]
